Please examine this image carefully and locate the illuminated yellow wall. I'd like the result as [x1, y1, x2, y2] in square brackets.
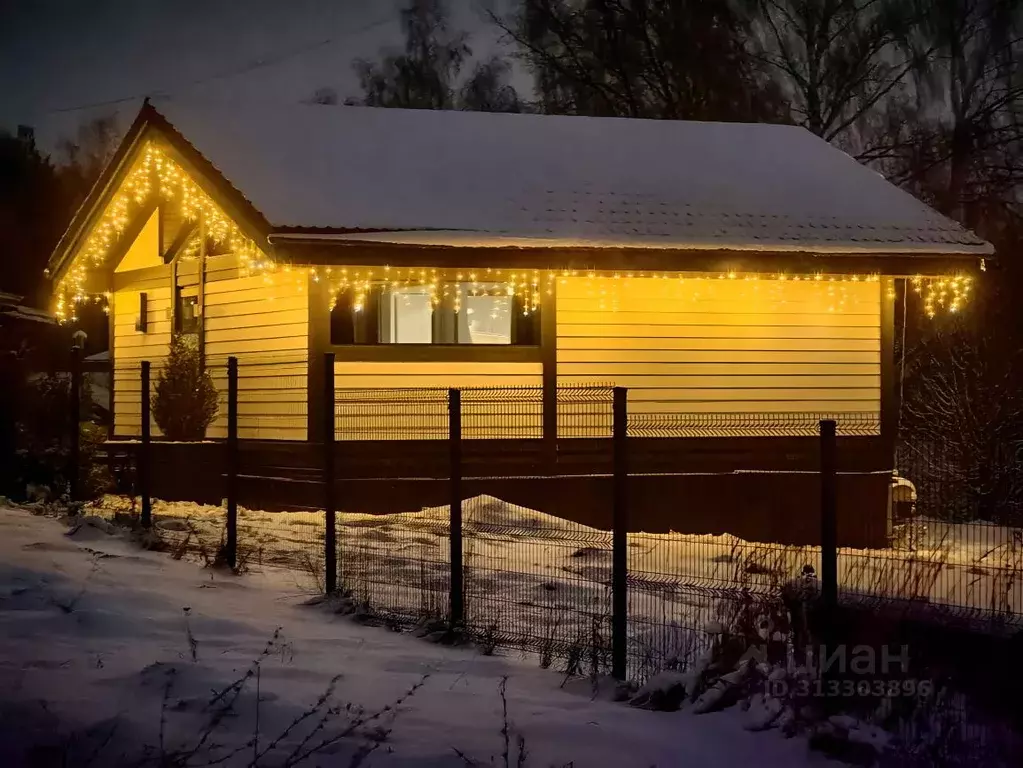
[113, 209, 161, 273]
[204, 255, 309, 441]
[112, 250, 309, 440]
[556, 277, 881, 432]
[112, 270, 172, 437]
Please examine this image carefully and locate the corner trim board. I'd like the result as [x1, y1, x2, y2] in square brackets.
[307, 273, 329, 442]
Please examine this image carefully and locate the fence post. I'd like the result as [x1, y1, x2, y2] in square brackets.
[819, 419, 838, 613]
[225, 356, 238, 569]
[323, 352, 337, 594]
[69, 345, 82, 501]
[611, 386, 628, 680]
[449, 388, 464, 626]
[140, 361, 151, 528]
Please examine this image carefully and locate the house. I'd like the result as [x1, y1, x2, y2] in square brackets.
[45, 98, 990, 546]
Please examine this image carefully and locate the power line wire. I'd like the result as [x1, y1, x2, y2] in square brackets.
[39, 15, 392, 116]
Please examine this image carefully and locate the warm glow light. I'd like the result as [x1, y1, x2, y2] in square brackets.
[52, 140, 974, 324]
[54, 141, 265, 322]
[321, 270, 969, 319]
[911, 274, 972, 318]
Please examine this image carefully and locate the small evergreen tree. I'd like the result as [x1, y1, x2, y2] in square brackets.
[152, 335, 218, 441]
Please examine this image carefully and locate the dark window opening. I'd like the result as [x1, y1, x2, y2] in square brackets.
[135, 292, 148, 333]
[175, 287, 200, 334]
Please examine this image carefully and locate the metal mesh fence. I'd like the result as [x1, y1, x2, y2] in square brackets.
[335, 388, 449, 441]
[334, 385, 616, 440]
[461, 387, 543, 439]
[151, 502, 326, 587]
[559, 385, 615, 438]
[462, 485, 614, 672]
[851, 437, 1023, 620]
[627, 410, 880, 438]
[335, 496, 453, 624]
[98, 365, 1023, 696]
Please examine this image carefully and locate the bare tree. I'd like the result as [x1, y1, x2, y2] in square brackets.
[348, 0, 471, 109]
[868, 0, 1023, 231]
[340, 0, 523, 112]
[743, 0, 924, 147]
[492, 0, 786, 121]
[460, 56, 524, 112]
[901, 323, 1023, 524]
[57, 114, 120, 200]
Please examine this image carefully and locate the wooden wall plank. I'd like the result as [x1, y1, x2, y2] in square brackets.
[112, 285, 171, 436]
[204, 270, 309, 441]
[333, 360, 543, 440]
[556, 277, 881, 435]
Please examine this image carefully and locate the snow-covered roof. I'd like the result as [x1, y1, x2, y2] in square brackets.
[150, 97, 989, 255]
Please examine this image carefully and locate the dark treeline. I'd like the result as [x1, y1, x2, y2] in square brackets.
[0, 116, 118, 306]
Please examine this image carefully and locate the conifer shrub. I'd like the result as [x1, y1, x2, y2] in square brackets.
[152, 335, 218, 441]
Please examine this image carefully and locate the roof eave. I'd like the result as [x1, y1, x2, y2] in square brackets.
[268, 229, 993, 258]
[271, 237, 989, 277]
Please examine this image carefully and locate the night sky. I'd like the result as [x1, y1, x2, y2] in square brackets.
[0, 0, 508, 150]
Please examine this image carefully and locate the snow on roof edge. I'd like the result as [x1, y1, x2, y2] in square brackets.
[269, 230, 992, 256]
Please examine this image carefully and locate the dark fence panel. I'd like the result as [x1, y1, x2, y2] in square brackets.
[99, 367, 1023, 683]
[461, 481, 614, 674]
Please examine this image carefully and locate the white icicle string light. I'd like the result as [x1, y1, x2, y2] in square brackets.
[55, 141, 265, 322]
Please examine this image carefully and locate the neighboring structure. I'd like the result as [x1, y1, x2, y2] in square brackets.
[44, 98, 990, 545]
[1, 290, 55, 330]
[0, 290, 58, 358]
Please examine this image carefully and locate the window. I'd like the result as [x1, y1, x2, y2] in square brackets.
[135, 292, 148, 333]
[329, 282, 539, 346]
[459, 283, 512, 345]
[384, 286, 433, 344]
[175, 287, 200, 334]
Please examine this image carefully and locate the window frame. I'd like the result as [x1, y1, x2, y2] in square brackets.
[328, 281, 542, 358]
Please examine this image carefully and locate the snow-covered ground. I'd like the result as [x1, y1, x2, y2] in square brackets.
[83, 495, 1023, 683]
[0, 505, 832, 767]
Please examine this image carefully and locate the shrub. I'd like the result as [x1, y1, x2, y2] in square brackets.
[0, 357, 110, 501]
[152, 336, 218, 441]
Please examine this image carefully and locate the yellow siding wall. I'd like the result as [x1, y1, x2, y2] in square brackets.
[334, 361, 543, 439]
[112, 269, 172, 436]
[204, 256, 309, 441]
[557, 277, 881, 430]
[112, 254, 308, 440]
